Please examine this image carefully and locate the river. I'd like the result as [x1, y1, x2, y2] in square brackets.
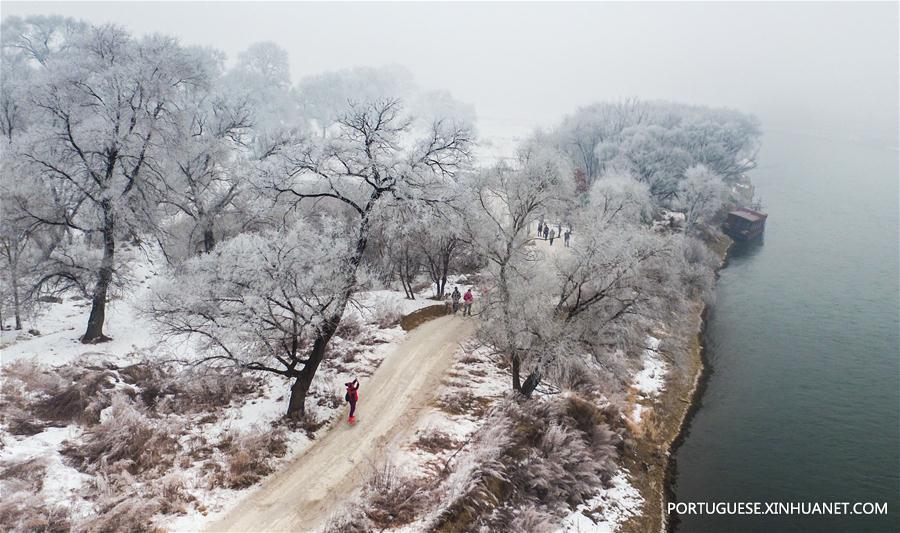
[671, 129, 900, 532]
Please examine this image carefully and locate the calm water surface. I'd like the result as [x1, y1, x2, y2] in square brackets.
[672, 129, 900, 532]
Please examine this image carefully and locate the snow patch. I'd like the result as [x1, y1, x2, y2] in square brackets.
[632, 336, 667, 398]
[559, 472, 643, 532]
[630, 336, 667, 423]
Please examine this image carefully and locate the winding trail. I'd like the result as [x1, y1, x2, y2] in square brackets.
[205, 315, 474, 533]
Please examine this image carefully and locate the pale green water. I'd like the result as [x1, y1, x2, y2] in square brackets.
[671, 129, 900, 532]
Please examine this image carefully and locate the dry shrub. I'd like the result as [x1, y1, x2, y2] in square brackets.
[436, 390, 490, 418]
[363, 461, 428, 529]
[155, 369, 259, 414]
[62, 394, 179, 476]
[323, 462, 431, 532]
[118, 361, 259, 413]
[335, 315, 364, 342]
[0, 360, 117, 427]
[433, 395, 621, 531]
[77, 469, 197, 531]
[76, 493, 161, 533]
[358, 336, 387, 346]
[340, 347, 363, 364]
[544, 354, 601, 394]
[322, 508, 369, 533]
[459, 353, 482, 365]
[0, 457, 70, 531]
[412, 280, 432, 294]
[156, 472, 197, 515]
[414, 429, 461, 454]
[501, 503, 556, 533]
[373, 298, 402, 328]
[4, 405, 48, 436]
[0, 489, 71, 533]
[312, 377, 343, 412]
[217, 426, 288, 489]
[1, 360, 64, 391]
[0, 457, 48, 493]
[33, 367, 119, 425]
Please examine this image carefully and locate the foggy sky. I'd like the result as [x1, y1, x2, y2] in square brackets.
[3, 1, 898, 148]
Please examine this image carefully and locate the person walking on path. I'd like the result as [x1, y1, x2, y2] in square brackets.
[557, 223, 562, 237]
[564, 229, 571, 247]
[537, 221, 543, 236]
[542, 225, 549, 240]
[451, 286, 461, 314]
[463, 288, 474, 316]
[344, 378, 360, 424]
[549, 229, 556, 246]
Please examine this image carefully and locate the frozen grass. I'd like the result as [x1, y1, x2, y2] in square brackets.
[214, 426, 289, 489]
[0, 255, 425, 531]
[430, 396, 622, 532]
[413, 429, 462, 455]
[61, 395, 179, 476]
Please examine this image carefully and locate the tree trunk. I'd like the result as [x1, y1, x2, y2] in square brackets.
[498, 260, 520, 392]
[520, 368, 541, 398]
[202, 224, 215, 253]
[8, 250, 22, 331]
[286, 311, 339, 418]
[511, 352, 522, 392]
[82, 205, 114, 344]
[286, 191, 380, 417]
[11, 274, 21, 331]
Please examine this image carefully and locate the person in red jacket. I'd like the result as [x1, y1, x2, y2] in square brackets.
[463, 288, 474, 316]
[345, 378, 360, 423]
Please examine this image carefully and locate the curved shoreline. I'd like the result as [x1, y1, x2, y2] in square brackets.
[662, 305, 714, 532]
[620, 235, 733, 533]
[661, 239, 734, 533]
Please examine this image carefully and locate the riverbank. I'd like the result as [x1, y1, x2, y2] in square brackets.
[619, 232, 733, 533]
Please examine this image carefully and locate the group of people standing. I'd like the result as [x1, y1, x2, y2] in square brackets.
[537, 220, 572, 247]
[448, 286, 475, 316]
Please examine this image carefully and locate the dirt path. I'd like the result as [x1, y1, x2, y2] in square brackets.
[205, 315, 474, 533]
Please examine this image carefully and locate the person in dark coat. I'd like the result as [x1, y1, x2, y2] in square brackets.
[542, 225, 549, 239]
[451, 287, 461, 313]
[564, 229, 571, 247]
[537, 221, 543, 236]
[549, 229, 556, 246]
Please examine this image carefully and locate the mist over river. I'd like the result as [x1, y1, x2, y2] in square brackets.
[671, 129, 900, 532]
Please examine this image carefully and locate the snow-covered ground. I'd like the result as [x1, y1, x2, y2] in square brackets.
[559, 334, 670, 531]
[0, 250, 444, 530]
[559, 472, 644, 532]
[1, 243, 664, 532]
[630, 336, 667, 424]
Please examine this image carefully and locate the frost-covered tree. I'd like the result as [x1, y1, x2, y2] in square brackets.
[159, 66, 254, 257]
[237, 99, 471, 416]
[419, 221, 464, 299]
[677, 163, 725, 230]
[9, 21, 210, 342]
[297, 66, 474, 137]
[556, 99, 645, 183]
[372, 209, 426, 299]
[0, 15, 87, 67]
[147, 219, 352, 414]
[587, 171, 653, 227]
[0, 154, 46, 329]
[225, 42, 303, 159]
[297, 66, 415, 136]
[554, 100, 759, 201]
[465, 143, 573, 391]
[236, 41, 291, 90]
